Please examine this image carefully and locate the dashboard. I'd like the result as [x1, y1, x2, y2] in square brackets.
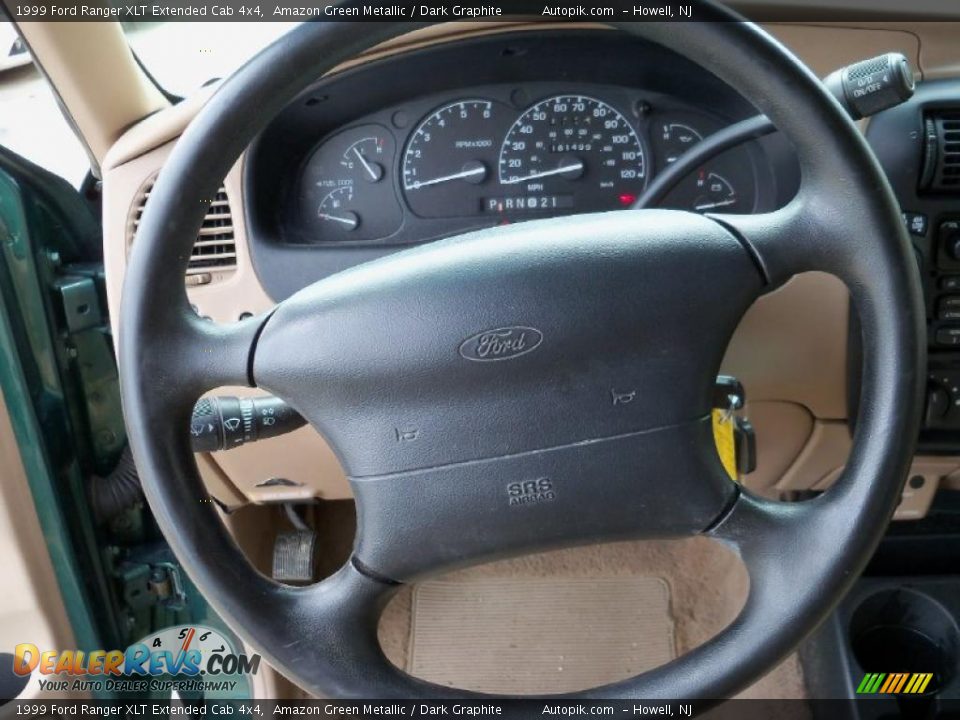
[245, 31, 797, 300]
[296, 86, 755, 242]
[102, 20, 960, 513]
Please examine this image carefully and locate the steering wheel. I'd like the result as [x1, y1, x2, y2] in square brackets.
[120, 5, 925, 699]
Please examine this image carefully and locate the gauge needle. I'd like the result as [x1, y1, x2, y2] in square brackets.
[501, 161, 585, 185]
[409, 165, 486, 190]
[318, 212, 358, 228]
[353, 148, 380, 181]
[694, 198, 738, 211]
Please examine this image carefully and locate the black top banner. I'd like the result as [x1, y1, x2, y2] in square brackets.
[6, 0, 960, 22]
[7, 699, 960, 718]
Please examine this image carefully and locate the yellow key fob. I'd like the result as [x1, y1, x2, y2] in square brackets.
[712, 409, 738, 481]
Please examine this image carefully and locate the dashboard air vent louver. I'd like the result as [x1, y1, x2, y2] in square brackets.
[921, 111, 960, 193]
[130, 177, 237, 278]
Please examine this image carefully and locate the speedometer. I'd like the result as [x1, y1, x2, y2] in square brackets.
[496, 95, 646, 213]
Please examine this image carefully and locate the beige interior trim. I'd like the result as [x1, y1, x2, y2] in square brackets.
[101, 22, 597, 170]
[776, 420, 853, 491]
[14, 15, 952, 169]
[103, 85, 217, 171]
[0, 390, 79, 701]
[103, 144, 350, 505]
[894, 457, 954, 520]
[766, 23, 921, 77]
[9, 19, 169, 168]
[84, 18, 939, 173]
[721, 273, 851, 420]
[906, 22, 960, 79]
[770, 21, 960, 80]
[739, 400, 815, 493]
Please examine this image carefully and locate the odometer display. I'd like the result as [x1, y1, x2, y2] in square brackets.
[497, 95, 646, 213]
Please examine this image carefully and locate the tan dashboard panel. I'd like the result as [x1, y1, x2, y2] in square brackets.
[721, 272, 850, 420]
[802, 457, 953, 521]
[101, 22, 575, 171]
[103, 141, 352, 504]
[208, 389, 351, 506]
[102, 142, 274, 324]
[912, 23, 960, 79]
[777, 419, 853, 491]
[103, 21, 958, 507]
[739, 401, 815, 494]
[764, 23, 920, 78]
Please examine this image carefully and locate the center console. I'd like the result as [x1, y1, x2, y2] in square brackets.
[867, 79, 960, 452]
[800, 490, 960, 714]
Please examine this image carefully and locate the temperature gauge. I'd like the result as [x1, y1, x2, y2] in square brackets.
[341, 136, 386, 183]
[298, 124, 401, 242]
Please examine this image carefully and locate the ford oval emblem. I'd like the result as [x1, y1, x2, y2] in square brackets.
[459, 327, 543, 362]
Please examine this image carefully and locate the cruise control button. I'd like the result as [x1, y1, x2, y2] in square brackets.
[902, 212, 928, 237]
[942, 296, 960, 309]
[936, 327, 960, 346]
[939, 308, 960, 321]
[942, 277, 960, 291]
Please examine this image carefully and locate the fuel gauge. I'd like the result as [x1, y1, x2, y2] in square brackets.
[663, 166, 747, 214]
[298, 124, 401, 243]
[318, 186, 360, 231]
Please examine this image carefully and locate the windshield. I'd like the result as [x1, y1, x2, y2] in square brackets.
[0, 21, 90, 187]
[122, 21, 301, 97]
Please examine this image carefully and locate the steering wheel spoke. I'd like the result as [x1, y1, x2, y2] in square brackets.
[177, 311, 267, 397]
[709, 179, 876, 286]
[710, 201, 814, 284]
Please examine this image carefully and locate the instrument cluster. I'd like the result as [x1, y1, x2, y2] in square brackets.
[293, 83, 761, 246]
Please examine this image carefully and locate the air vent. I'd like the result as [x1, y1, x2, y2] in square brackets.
[129, 177, 237, 280]
[921, 111, 960, 193]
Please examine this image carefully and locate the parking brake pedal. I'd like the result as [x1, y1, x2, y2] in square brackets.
[272, 504, 317, 584]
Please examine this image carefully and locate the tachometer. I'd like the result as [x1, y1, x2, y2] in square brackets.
[402, 99, 512, 218]
[496, 95, 646, 213]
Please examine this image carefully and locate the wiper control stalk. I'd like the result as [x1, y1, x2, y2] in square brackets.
[190, 395, 306, 453]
